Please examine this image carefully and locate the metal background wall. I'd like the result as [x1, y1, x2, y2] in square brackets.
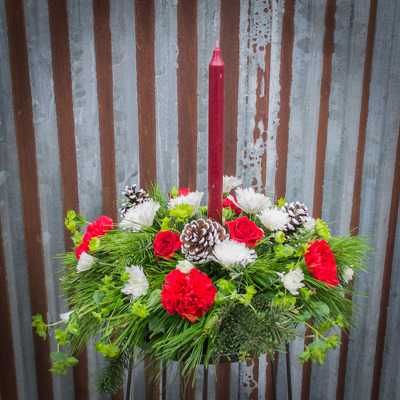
[0, 0, 399, 399]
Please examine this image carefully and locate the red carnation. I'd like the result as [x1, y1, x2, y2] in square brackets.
[153, 230, 182, 259]
[75, 239, 90, 260]
[168, 188, 191, 198]
[304, 240, 339, 286]
[86, 215, 114, 239]
[225, 216, 263, 248]
[75, 215, 113, 259]
[223, 197, 242, 217]
[161, 268, 217, 322]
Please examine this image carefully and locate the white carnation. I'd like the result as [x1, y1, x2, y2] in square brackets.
[60, 311, 72, 322]
[213, 239, 257, 268]
[121, 265, 149, 301]
[168, 191, 204, 217]
[230, 187, 272, 214]
[343, 265, 354, 283]
[258, 207, 290, 231]
[176, 259, 194, 274]
[303, 217, 316, 231]
[277, 267, 305, 295]
[77, 252, 94, 273]
[223, 175, 243, 194]
[120, 199, 160, 232]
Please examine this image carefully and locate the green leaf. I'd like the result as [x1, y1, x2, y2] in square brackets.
[296, 311, 311, 322]
[50, 351, 69, 362]
[307, 340, 325, 350]
[89, 237, 101, 252]
[55, 328, 69, 345]
[312, 301, 330, 318]
[66, 357, 79, 367]
[274, 231, 285, 244]
[243, 285, 257, 306]
[93, 290, 105, 311]
[325, 334, 341, 350]
[297, 349, 310, 364]
[315, 219, 330, 239]
[66, 210, 76, 219]
[74, 215, 86, 227]
[148, 316, 166, 334]
[146, 289, 162, 308]
[68, 323, 80, 335]
[216, 279, 235, 295]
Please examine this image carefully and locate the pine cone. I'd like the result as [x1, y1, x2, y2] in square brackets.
[180, 219, 228, 264]
[281, 201, 309, 235]
[119, 184, 150, 217]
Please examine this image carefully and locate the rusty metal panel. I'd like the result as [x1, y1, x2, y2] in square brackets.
[0, 0, 400, 399]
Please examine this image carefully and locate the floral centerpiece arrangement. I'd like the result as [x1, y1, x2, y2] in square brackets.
[32, 176, 370, 394]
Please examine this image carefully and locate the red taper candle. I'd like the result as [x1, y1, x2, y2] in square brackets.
[208, 41, 225, 223]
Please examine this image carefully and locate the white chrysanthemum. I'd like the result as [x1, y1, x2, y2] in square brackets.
[277, 267, 305, 296]
[258, 207, 290, 231]
[223, 175, 243, 194]
[120, 199, 160, 232]
[176, 259, 194, 274]
[303, 217, 316, 231]
[60, 311, 72, 322]
[212, 239, 257, 268]
[343, 265, 354, 283]
[77, 252, 94, 273]
[168, 191, 204, 217]
[121, 265, 149, 301]
[229, 187, 272, 214]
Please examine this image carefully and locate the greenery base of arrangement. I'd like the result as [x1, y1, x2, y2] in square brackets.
[32, 179, 371, 395]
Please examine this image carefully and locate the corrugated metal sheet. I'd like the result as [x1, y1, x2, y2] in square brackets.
[0, 0, 399, 399]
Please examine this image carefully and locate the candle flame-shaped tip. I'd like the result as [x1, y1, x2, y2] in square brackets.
[216, 40, 219, 49]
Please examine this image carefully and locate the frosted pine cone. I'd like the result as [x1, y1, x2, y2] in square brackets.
[180, 219, 228, 264]
[281, 201, 309, 235]
[120, 184, 150, 217]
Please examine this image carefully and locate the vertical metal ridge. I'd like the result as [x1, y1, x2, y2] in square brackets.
[215, 363, 231, 400]
[220, 0, 240, 177]
[336, 1, 378, 398]
[275, 0, 295, 200]
[135, 0, 157, 189]
[369, 126, 400, 399]
[4, 0, 54, 398]
[177, 0, 198, 190]
[0, 219, 18, 400]
[93, 0, 118, 221]
[180, 363, 196, 400]
[312, 0, 336, 220]
[302, 1, 336, 398]
[47, 0, 89, 397]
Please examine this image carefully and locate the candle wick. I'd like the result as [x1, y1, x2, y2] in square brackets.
[216, 40, 219, 49]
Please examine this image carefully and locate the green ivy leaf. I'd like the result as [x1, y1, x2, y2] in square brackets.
[296, 311, 311, 322]
[50, 351, 69, 362]
[216, 279, 235, 295]
[68, 323, 80, 335]
[274, 231, 285, 244]
[325, 334, 341, 350]
[307, 340, 325, 350]
[170, 204, 194, 219]
[65, 357, 79, 367]
[146, 289, 162, 308]
[297, 349, 310, 364]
